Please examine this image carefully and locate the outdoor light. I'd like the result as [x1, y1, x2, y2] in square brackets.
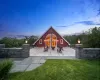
[25, 40, 28, 44]
[78, 39, 81, 44]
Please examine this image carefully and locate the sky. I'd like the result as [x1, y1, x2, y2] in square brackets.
[0, 0, 100, 37]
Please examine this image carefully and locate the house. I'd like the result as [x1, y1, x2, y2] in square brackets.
[33, 26, 70, 47]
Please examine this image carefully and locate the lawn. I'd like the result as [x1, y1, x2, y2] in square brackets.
[9, 59, 100, 80]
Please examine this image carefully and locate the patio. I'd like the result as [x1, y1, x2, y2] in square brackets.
[30, 47, 75, 57]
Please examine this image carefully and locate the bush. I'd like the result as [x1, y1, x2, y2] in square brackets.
[83, 27, 100, 48]
[0, 36, 38, 48]
[0, 59, 13, 80]
[64, 27, 100, 48]
[0, 37, 25, 48]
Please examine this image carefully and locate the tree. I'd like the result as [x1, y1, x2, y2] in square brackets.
[64, 27, 100, 48]
[0, 37, 25, 48]
[28, 35, 38, 46]
[83, 27, 100, 48]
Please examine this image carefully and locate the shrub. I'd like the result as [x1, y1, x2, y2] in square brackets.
[64, 27, 100, 48]
[0, 37, 25, 48]
[83, 27, 100, 48]
[0, 59, 13, 80]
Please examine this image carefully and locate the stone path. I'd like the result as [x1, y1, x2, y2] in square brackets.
[10, 57, 46, 73]
[10, 56, 76, 73]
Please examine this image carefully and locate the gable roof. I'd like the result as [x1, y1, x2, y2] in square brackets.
[33, 26, 70, 45]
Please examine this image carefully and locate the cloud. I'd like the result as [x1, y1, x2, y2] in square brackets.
[76, 21, 100, 25]
[97, 8, 100, 16]
[0, 31, 32, 38]
[56, 20, 100, 28]
[56, 15, 100, 28]
[56, 15, 100, 35]
[57, 24, 100, 35]
[56, 26, 68, 27]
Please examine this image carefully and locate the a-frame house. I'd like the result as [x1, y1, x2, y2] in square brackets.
[33, 27, 70, 47]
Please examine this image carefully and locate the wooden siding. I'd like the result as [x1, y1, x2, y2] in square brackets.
[34, 27, 69, 47]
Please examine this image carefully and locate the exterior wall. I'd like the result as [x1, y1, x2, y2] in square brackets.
[0, 44, 30, 58]
[75, 44, 100, 59]
[34, 27, 69, 47]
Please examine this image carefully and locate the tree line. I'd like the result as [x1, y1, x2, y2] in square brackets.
[64, 27, 100, 48]
[0, 36, 38, 48]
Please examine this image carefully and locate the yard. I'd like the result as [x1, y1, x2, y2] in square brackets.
[9, 59, 100, 80]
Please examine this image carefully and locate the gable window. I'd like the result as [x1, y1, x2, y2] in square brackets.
[39, 39, 42, 44]
[60, 39, 63, 44]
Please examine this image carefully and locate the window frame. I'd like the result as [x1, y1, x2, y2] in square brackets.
[60, 39, 63, 44]
[39, 39, 42, 44]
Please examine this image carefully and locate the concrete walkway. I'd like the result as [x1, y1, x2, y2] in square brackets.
[10, 56, 76, 73]
[10, 57, 46, 73]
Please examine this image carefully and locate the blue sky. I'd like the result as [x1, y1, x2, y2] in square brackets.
[0, 0, 100, 37]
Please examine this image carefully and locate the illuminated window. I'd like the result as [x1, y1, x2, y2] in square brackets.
[60, 39, 63, 44]
[39, 39, 42, 44]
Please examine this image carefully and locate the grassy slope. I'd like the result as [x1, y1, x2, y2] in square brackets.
[9, 59, 100, 80]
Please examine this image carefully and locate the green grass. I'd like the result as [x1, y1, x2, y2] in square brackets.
[9, 59, 100, 80]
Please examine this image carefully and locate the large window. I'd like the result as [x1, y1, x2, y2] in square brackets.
[39, 39, 42, 44]
[60, 39, 63, 44]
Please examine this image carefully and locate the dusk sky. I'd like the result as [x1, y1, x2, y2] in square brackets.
[0, 0, 100, 37]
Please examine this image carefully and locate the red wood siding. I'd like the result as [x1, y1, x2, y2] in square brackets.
[34, 27, 69, 47]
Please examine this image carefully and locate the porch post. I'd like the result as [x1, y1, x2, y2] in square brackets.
[50, 33, 52, 53]
[56, 40, 57, 50]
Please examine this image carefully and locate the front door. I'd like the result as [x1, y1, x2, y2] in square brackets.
[52, 34, 57, 47]
[44, 34, 57, 48]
